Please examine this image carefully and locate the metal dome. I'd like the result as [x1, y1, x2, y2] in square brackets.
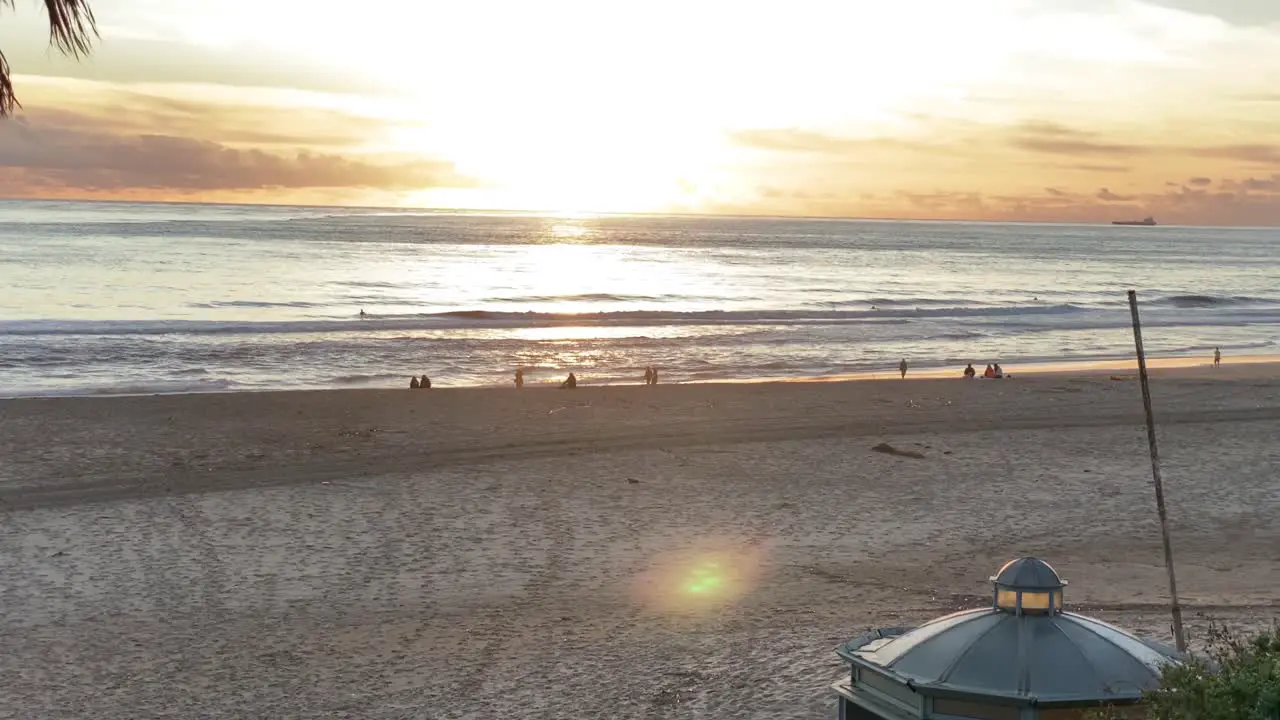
[991, 557, 1066, 591]
[834, 559, 1184, 716]
[838, 607, 1180, 703]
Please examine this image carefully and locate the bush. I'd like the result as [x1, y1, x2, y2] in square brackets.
[1093, 625, 1280, 720]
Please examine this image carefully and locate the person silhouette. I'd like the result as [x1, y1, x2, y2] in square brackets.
[514, 369, 524, 388]
[899, 358, 908, 378]
[560, 372, 577, 389]
[1214, 347, 1221, 368]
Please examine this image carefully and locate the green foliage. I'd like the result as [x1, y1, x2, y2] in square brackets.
[1091, 625, 1280, 720]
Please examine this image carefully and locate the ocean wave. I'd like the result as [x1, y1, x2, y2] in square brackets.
[332, 373, 404, 385]
[8, 301, 1280, 340]
[0, 303, 1188, 338]
[486, 292, 671, 303]
[189, 300, 327, 309]
[0, 378, 238, 398]
[1158, 294, 1274, 308]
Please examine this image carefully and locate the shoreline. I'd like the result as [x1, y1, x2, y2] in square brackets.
[3, 352, 1275, 401]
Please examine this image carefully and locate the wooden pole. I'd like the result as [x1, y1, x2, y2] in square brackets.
[1127, 290, 1188, 653]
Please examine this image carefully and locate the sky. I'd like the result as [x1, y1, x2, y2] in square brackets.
[1, 0, 1279, 224]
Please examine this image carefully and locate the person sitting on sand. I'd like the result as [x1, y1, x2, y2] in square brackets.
[561, 372, 577, 389]
[420, 375, 431, 389]
[514, 369, 524, 388]
[409, 376, 420, 389]
[963, 363, 976, 379]
[983, 364, 995, 378]
[993, 364, 1004, 379]
[899, 358, 908, 378]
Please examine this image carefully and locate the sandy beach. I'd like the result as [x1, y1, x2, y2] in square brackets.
[1, 363, 1278, 719]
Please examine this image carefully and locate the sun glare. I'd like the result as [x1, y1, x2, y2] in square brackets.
[631, 541, 769, 616]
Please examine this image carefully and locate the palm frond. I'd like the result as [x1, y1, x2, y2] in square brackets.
[1, 0, 99, 117]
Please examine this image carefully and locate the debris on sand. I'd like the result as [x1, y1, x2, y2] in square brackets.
[871, 442, 926, 459]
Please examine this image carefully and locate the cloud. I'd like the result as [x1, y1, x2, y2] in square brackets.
[0, 107, 470, 197]
[1190, 144, 1280, 165]
[729, 128, 923, 155]
[1009, 121, 1150, 156]
[25, 100, 383, 148]
[708, 170, 1280, 225]
[1148, 0, 1280, 27]
[0, 30, 393, 97]
[890, 180, 1280, 224]
[1070, 163, 1132, 173]
[1097, 188, 1137, 202]
[1221, 174, 1280, 192]
[1189, 176, 1213, 185]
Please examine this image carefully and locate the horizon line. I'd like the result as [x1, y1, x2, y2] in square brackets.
[0, 196, 1270, 229]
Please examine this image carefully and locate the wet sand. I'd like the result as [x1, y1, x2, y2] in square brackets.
[1, 363, 1278, 718]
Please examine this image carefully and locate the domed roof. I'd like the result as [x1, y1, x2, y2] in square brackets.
[841, 609, 1178, 702]
[992, 557, 1066, 591]
[837, 559, 1183, 703]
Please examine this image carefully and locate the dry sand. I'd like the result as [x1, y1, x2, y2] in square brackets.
[1, 364, 1278, 719]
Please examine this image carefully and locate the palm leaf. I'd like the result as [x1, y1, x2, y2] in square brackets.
[1, 0, 98, 116]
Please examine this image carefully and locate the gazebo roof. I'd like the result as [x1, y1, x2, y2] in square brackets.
[835, 558, 1183, 706]
[840, 608, 1179, 703]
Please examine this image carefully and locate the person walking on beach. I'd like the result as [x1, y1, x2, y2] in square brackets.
[514, 369, 524, 388]
[650, 366, 659, 385]
[899, 358, 908, 378]
[643, 367, 653, 385]
[1214, 347, 1221, 368]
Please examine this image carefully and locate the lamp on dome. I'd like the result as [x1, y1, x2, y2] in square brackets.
[990, 556, 1066, 615]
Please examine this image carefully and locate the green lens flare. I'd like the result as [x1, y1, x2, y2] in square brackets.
[685, 564, 725, 594]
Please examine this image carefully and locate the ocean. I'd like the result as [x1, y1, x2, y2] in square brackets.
[1, 199, 1276, 396]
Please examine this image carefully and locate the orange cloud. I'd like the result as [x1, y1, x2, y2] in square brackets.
[717, 116, 1280, 223]
[737, 179, 1280, 225]
[0, 97, 471, 202]
[1008, 121, 1151, 157]
[1191, 144, 1280, 165]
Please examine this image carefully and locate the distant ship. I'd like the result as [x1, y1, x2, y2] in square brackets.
[1112, 216, 1156, 226]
